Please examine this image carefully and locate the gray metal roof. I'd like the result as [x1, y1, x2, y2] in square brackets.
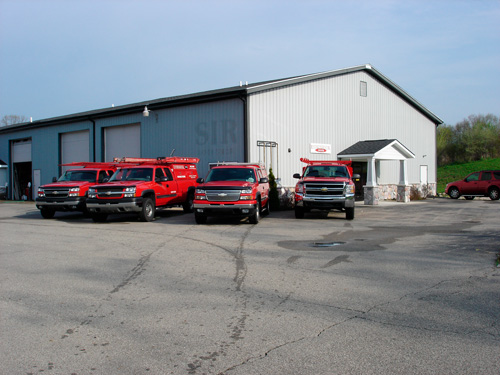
[0, 64, 443, 134]
[338, 139, 397, 155]
[338, 139, 415, 159]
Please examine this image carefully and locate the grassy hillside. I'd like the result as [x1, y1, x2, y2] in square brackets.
[437, 158, 500, 193]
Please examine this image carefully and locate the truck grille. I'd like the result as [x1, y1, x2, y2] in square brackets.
[44, 188, 70, 198]
[206, 190, 241, 202]
[304, 182, 345, 197]
[95, 187, 124, 198]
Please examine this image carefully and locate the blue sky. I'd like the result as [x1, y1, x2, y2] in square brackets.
[1, 0, 499, 126]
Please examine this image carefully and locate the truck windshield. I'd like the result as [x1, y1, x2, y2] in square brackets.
[58, 170, 97, 182]
[110, 168, 153, 182]
[206, 168, 256, 182]
[304, 166, 348, 178]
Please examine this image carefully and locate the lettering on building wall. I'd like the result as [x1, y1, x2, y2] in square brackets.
[195, 120, 238, 146]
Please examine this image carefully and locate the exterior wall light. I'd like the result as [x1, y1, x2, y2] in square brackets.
[142, 106, 150, 117]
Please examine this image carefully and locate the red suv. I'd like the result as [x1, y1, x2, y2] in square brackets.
[445, 170, 500, 200]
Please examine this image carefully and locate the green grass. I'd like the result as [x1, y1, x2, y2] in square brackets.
[437, 158, 500, 193]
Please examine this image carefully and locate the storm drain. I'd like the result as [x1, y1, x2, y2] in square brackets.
[311, 241, 346, 248]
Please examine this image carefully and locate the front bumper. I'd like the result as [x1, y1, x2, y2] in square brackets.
[86, 197, 144, 214]
[193, 203, 257, 217]
[295, 194, 355, 209]
[36, 197, 86, 211]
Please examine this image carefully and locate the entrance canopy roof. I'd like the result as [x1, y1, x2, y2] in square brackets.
[338, 139, 415, 161]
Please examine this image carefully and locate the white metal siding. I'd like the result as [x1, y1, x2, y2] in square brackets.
[248, 71, 437, 187]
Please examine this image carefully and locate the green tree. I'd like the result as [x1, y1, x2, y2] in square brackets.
[437, 114, 500, 166]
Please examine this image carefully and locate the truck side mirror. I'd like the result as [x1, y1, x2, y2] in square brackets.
[196, 177, 205, 184]
[52, 177, 57, 182]
[259, 177, 269, 183]
[293, 173, 301, 179]
[156, 176, 169, 183]
[103, 178, 109, 183]
[352, 174, 361, 181]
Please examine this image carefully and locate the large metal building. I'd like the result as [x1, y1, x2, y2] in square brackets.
[0, 64, 442, 204]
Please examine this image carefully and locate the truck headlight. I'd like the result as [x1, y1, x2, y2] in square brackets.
[88, 188, 97, 198]
[124, 187, 136, 198]
[38, 188, 45, 197]
[240, 188, 253, 200]
[295, 183, 304, 194]
[195, 188, 206, 200]
[68, 187, 80, 197]
[345, 184, 355, 195]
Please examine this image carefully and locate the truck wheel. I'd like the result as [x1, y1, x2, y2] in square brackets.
[182, 192, 195, 213]
[249, 201, 261, 224]
[195, 213, 207, 224]
[489, 187, 499, 200]
[40, 208, 55, 219]
[294, 206, 304, 219]
[345, 206, 355, 220]
[91, 213, 108, 222]
[262, 199, 270, 216]
[139, 198, 155, 222]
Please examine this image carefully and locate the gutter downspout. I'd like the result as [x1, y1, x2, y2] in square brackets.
[89, 118, 96, 162]
[238, 93, 248, 162]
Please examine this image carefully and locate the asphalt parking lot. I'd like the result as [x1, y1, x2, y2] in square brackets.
[1, 198, 499, 375]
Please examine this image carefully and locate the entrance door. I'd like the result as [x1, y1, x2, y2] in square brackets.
[351, 162, 367, 201]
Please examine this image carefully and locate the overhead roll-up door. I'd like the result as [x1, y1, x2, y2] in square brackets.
[12, 139, 31, 163]
[104, 124, 141, 162]
[11, 139, 32, 200]
[61, 130, 89, 172]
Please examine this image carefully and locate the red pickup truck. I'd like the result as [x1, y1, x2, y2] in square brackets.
[86, 157, 199, 222]
[36, 163, 116, 219]
[193, 162, 270, 224]
[293, 158, 359, 220]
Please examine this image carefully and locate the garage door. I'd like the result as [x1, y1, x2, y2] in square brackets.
[104, 124, 141, 162]
[61, 130, 89, 172]
[11, 139, 31, 163]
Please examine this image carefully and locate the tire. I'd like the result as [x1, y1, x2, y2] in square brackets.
[345, 206, 355, 220]
[91, 213, 108, 222]
[489, 187, 499, 201]
[262, 199, 270, 216]
[40, 208, 55, 219]
[448, 187, 460, 199]
[464, 196, 475, 200]
[182, 192, 194, 213]
[249, 201, 261, 224]
[195, 213, 207, 224]
[139, 198, 155, 222]
[295, 206, 304, 219]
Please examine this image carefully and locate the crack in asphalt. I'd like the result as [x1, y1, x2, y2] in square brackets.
[217, 269, 500, 374]
[180, 226, 254, 374]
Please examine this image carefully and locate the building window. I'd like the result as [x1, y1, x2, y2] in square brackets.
[360, 81, 367, 97]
